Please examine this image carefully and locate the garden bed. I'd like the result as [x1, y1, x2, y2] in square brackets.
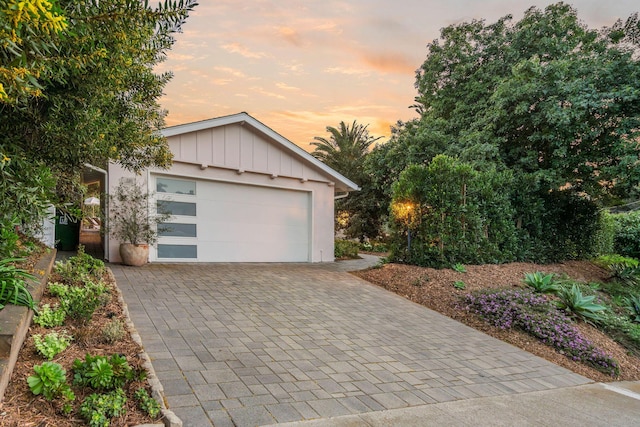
[0, 250, 165, 426]
[353, 260, 640, 382]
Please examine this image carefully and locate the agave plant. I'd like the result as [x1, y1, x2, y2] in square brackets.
[626, 295, 640, 323]
[555, 283, 607, 323]
[523, 272, 560, 294]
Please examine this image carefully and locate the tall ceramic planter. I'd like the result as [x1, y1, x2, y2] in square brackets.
[119, 243, 149, 267]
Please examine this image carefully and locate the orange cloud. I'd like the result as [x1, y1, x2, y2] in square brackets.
[221, 42, 266, 58]
[360, 51, 416, 75]
[277, 26, 303, 46]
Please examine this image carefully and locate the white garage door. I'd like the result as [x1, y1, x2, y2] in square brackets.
[154, 176, 311, 262]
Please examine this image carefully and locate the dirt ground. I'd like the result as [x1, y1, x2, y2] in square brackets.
[353, 260, 640, 383]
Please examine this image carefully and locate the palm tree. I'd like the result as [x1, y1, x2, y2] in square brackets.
[310, 121, 382, 179]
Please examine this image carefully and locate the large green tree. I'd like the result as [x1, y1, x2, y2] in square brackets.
[0, 0, 196, 256]
[382, 2, 640, 263]
[311, 121, 382, 240]
[413, 2, 640, 199]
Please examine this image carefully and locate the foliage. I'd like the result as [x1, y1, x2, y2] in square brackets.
[627, 295, 640, 323]
[599, 312, 640, 357]
[0, 257, 37, 312]
[374, 3, 640, 265]
[59, 281, 109, 323]
[33, 303, 66, 327]
[389, 155, 518, 267]
[594, 254, 640, 287]
[0, 0, 68, 104]
[465, 289, 619, 375]
[334, 239, 359, 259]
[453, 281, 466, 290]
[27, 361, 75, 402]
[134, 387, 161, 418]
[54, 245, 106, 284]
[593, 254, 639, 270]
[523, 272, 560, 294]
[452, 263, 466, 273]
[73, 353, 135, 391]
[610, 211, 640, 259]
[47, 281, 69, 298]
[101, 319, 126, 344]
[108, 179, 169, 245]
[555, 283, 607, 323]
[0, 0, 197, 235]
[311, 121, 383, 241]
[359, 240, 388, 253]
[592, 211, 616, 256]
[79, 388, 127, 427]
[33, 330, 73, 360]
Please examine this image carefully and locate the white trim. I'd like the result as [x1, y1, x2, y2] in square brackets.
[161, 112, 360, 192]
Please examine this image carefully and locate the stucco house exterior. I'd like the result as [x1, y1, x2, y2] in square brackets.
[106, 112, 359, 263]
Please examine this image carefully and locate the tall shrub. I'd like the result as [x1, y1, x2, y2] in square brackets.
[611, 211, 640, 259]
[389, 155, 518, 267]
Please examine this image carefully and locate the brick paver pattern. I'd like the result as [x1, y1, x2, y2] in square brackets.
[111, 262, 591, 427]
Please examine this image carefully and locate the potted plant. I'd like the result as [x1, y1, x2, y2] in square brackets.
[107, 179, 168, 266]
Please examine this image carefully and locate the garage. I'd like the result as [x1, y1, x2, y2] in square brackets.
[153, 176, 311, 262]
[107, 112, 358, 264]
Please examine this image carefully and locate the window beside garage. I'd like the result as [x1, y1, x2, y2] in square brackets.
[156, 177, 196, 195]
[157, 200, 196, 216]
[157, 244, 197, 259]
[155, 176, 198, 260]
[158, 223, 197, 237]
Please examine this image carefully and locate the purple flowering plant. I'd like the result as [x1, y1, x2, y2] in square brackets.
[464, 288, 619, 376]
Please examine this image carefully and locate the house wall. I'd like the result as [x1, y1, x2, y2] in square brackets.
[107, 154, 336, 263]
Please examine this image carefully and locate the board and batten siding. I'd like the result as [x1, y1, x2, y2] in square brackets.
[169, 124, 327, 182]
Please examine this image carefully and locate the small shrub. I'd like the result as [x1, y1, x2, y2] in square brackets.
[33, 303, 66, 327]
[555, 283, 607, 323]
[54, 245, 105, 284]
[79, 388, 127, 427]
[60, 281, 109, 323]
[27, 361, 75, 402]
[523, 272, 560, 294]
[101, 319, 126, 344]
[452, 263, 467, 273]
[335, 239, 359, 259]
[453, 280, 466, 290]
[48, 281, 69, 298]
[73, 354, 135, 391]
[33, 331, 73, 360]
[135, 388, 161, 418]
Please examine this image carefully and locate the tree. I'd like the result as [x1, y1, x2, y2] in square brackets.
[1, 0, 196, 195]
[380, 2, 640, 263]
[0, 0, 197, 256]
[0, 0, 68, 104]
[413, 2, 640, 200]
[311, 121, 382, 240]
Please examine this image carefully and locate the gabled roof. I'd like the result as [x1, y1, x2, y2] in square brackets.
[162, 112, 360, 192]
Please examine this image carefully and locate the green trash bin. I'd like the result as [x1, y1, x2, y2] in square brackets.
[55, 210, 80, 251]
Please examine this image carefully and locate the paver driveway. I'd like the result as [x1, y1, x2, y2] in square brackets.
[110, 261, 590, 427]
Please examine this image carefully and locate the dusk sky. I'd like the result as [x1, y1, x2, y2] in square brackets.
[158, 1, 639, 151]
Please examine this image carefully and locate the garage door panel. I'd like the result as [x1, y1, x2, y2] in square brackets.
[156, 177, 311, 262]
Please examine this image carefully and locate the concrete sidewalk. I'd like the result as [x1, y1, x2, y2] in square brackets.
[110, 259, 637, 426]
[268, 382, 640, 426]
